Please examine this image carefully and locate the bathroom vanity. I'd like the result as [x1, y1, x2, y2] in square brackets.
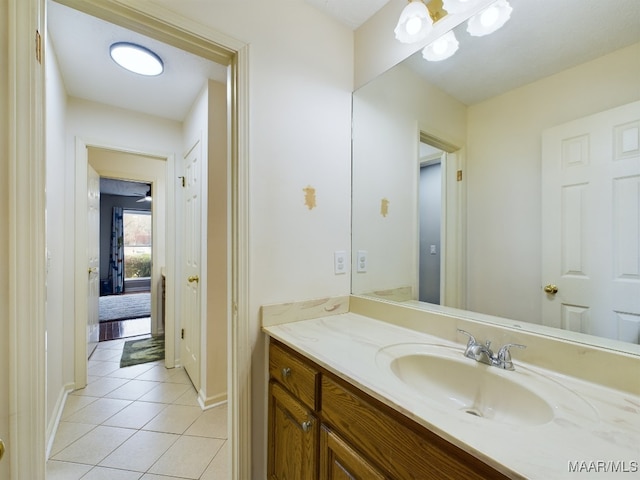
[263, 296, 640, 479]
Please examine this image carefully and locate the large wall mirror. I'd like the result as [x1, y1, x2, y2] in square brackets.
[351, 0, 640, 354]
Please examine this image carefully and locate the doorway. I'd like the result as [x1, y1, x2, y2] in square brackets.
[11, 0, 250, 477]
[98, 178, 154, 341]
[418, 154, 442, 304]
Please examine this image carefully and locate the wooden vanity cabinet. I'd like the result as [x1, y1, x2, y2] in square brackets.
[268, 339, 508, 480]
[268, 342, 320, 480]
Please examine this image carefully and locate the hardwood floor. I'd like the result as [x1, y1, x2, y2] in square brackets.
[99, 317, 151, 341]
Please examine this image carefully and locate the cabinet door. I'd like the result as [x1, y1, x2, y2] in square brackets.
[320, 426, 386, 480]
[268, 380, 318, 480]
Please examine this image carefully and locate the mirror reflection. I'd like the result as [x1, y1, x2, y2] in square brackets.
[351, 0, 640, 352]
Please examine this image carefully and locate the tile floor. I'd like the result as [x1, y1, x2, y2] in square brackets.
[47, 337, 228, 480]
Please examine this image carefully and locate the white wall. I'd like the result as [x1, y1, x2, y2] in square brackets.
[148, 1, 354, 476]
[44, 28, 73, 449]
[352, 63, 466, 296]
[466, 43, 640, 325]
[0, 0, 9, 477]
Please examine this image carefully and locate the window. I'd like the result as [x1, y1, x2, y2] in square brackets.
[123, 210, 152, 279]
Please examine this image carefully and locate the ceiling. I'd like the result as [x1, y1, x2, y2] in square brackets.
[48, 0, 639, 121]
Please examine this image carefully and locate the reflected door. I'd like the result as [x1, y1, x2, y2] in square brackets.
[542, 101, 640, 342]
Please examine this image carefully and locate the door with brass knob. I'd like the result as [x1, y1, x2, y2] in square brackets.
[544, 284, 558, 295]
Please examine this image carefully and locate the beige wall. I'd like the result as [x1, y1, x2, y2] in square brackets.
[352, 63, 467, 295]
[0, 0, 9, 476]
[206, 80, 228, 406]
[45, 20, 74, 451]
[466, 42, 640, 324]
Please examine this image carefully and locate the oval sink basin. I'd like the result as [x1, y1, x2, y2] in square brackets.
[376, 343, 597, 427]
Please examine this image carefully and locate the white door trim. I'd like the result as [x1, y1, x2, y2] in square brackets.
[8, 0, 46, 478]
[11, 1, 251, 479]
[74, 140, 175, 390]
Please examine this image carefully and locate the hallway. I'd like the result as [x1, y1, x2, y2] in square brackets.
[47, 338, 228, 479]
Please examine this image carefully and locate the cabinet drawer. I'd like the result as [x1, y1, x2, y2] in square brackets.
[321, 375, 508, 480]
[269, 342, 319, 411]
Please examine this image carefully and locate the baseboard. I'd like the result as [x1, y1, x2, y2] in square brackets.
[198, 391, 227, 410]
[46, 382, 75, 459]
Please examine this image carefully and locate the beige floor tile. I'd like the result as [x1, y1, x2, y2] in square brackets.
[148, 435, 225, 479]
[107, 361, 157, 380]
[61, 394, 100, 419]
[185, 404, 227, 439]
[71, 376, 129, 398]
[102, 400, 167, 430]
[90, 348, 123, 361]
[88, 360, 122, 377]
[82, 466, 144, 479]
[104, 379, 160, 400]
[99, 430, 179, 472]
[49, 421, 95, 457]
[166, 367, 193, 385]
[173, 388, 200, 406]
[64, 397, 132, 425]
[140, 474, 192, 480]
[142, 404, 203, 435]
[138, 381, 192, 404]
[52, 425, 135, 465]
[46, 460, 93, 480]
[135, 365, 180, 382]
[200, 441, 229, 480]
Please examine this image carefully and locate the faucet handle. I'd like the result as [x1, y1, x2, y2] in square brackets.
[457, 329, 477, 346]
[496, 343, 526, 370]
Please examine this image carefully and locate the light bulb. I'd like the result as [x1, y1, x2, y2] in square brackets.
[405, 17, 423, 36]
[480, 6, 499, 27]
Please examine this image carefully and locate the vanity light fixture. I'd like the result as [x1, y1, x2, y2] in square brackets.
[466, 0, 512, 37]
[394, 0, 434, 44]
[109, 42, 164, 76]
[441, 0, 483, 14]
[422, 30, 459, 61]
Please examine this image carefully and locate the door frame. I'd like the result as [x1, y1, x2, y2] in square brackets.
[75, 140, 173, 388]
[9, 1, 251, 479]
[418, 130, 467, 310]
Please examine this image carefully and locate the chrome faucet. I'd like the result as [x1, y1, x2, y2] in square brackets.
[457, 329, 526, 371]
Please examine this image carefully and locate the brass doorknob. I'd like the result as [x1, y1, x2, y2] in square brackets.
[187, 275, 199, 283]
[88, 267, 97, 274]
[544, 284, 558, 294]
[0, 438, 5, 461]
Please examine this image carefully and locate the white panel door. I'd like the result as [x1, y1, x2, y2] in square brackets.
[181, 140, 202, 390]
[542, 101, 640, 342]
[87, 164, 100, 356]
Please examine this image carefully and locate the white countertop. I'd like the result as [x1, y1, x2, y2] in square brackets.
[264, 312, 640, 479]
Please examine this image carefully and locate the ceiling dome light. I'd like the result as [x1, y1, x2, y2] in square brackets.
[394, 0, 433, 44]
[466, 0, 512, 37]
[442, 0, 483, 14]
[422, 31, 459, 61]
[109, 42, 164, 76]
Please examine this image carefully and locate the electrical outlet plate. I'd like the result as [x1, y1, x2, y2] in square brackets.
[334, 250, 347, 275]
[357, 250, 367, 273]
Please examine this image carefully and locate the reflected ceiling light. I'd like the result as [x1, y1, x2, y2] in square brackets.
[109, 42, 164, 76]
[394, 0, 434, 44]
[442, 0, 483, 14]
[466, 0, 512, 37]
[422, 30, 459, 61]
